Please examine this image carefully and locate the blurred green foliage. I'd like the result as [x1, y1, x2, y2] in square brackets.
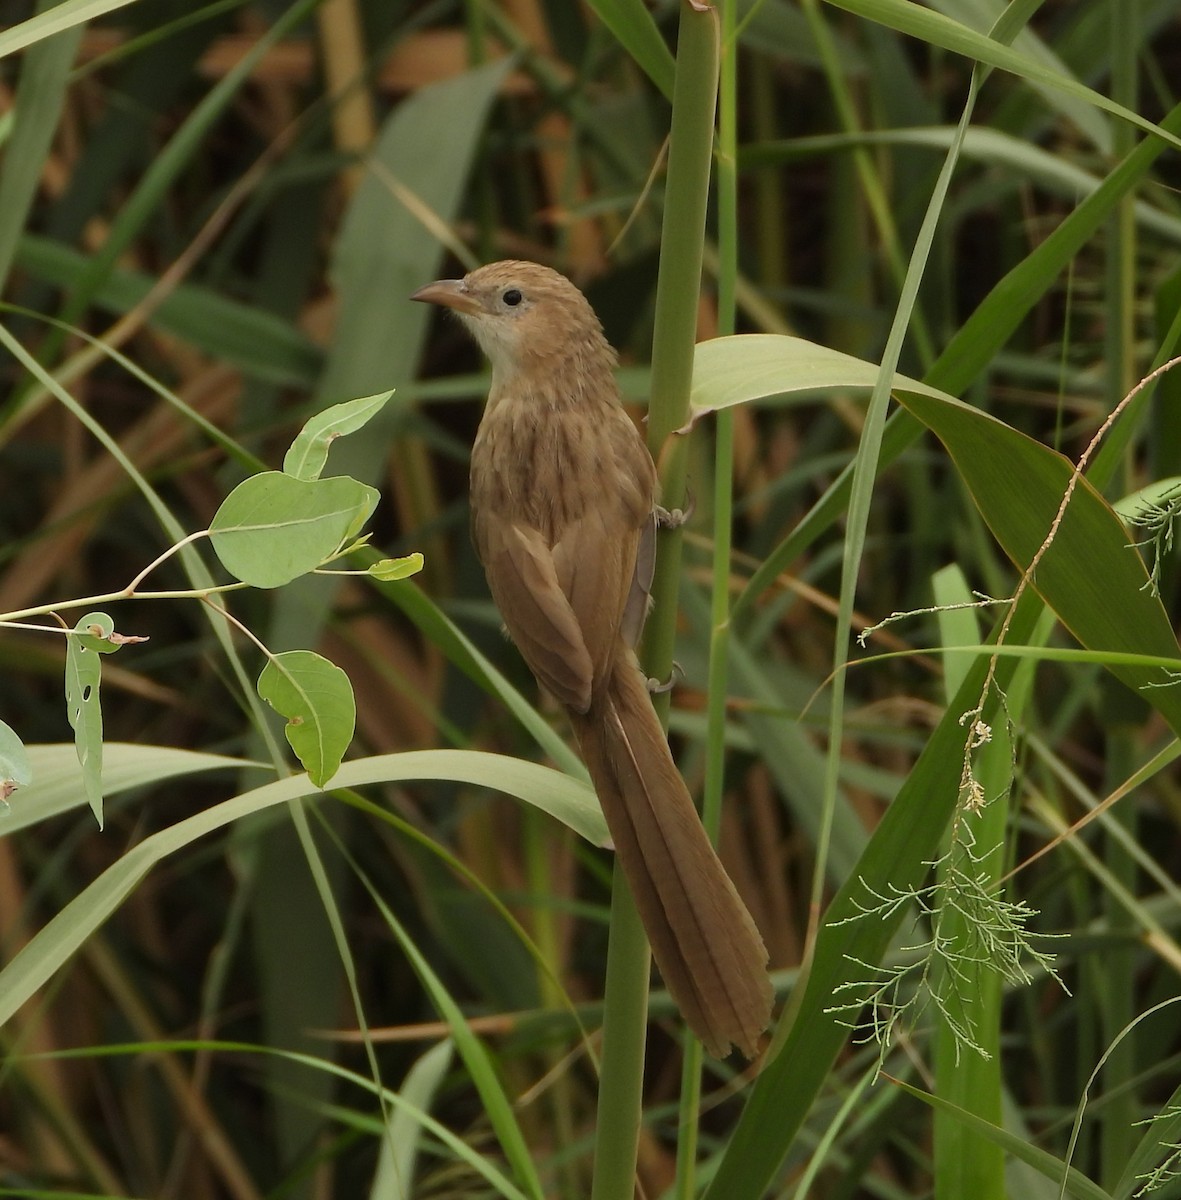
[2, 2, 1181, 1198]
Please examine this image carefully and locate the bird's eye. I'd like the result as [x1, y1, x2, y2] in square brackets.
[502, 288, 523, 307]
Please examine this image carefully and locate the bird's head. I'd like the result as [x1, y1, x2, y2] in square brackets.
[411, 260, 614, 381]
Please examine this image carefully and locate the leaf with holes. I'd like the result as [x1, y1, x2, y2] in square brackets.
[65, 610, 111, 828]
[283, 391, 393, 482]
[210, 472, 379, 588]
[257, 651, 355, 787]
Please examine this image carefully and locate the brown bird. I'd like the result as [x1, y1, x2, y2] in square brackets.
[412, 260, 772, 1058]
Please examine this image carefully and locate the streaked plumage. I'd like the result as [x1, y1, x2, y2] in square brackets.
[413, 260, 772, 1057]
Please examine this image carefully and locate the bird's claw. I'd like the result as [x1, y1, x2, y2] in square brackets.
[646, 661, 684, 695]
[655, 488, 695, 529]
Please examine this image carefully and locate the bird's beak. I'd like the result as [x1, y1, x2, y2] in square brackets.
[410, 278, 481, 314]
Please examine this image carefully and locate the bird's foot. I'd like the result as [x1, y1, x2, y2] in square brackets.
[646, 661, 684, 695]
[655, 487, 695, 529]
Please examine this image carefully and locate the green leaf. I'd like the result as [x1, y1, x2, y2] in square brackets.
[366, 553, 425, 582]
[73, 615, 146, 654]
[0, 720, 31, 803]
[739, 127, 1181, 243]
[283, 391, 394, 482]
[370, 1041, 454, 1200]
[691, 333, 956, 415]
[895, 390, 1181, 732]
[891, 1078, 1115, 1200]
[1114, 476, 1181, 522]
[1113, 1072, 1181, 1198]
[1, 743, 252, 835]
[257, 651, 356, 787]
[0, 751, 604, 1026]
[585, 0, 676, 101]
[0, 14, 83, 293]
[65, 610, 111, 829]
[15, 234, 324, 387]
[738, 0, 866, 73]
[0, 0, 142, 60]
[210, 472, 379, 588]
[928, 0, 1110, 152]
[825, 0, 1181, 153]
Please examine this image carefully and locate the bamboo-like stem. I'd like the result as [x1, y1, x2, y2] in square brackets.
[1099, 2, 1140, 1186]
[675, 1, 736, 1193]
[591, 6, 720, 1198]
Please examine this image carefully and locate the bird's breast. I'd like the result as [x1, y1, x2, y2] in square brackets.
[470, 389, 654, 546]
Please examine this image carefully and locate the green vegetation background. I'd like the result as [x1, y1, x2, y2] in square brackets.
[3, 2, 1181, 1198]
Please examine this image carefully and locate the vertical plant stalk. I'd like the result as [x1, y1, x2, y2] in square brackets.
[931, 566, 1009, 1200]
[316, 0, 376, 196]
[590, 6, 720, 1199]
[1100, 2, 1140, 1185]
[675, 0, 736, 1194]
[589, 874, 651, 1200]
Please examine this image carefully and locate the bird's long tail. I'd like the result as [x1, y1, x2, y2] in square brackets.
[569, 653, 772, 1058]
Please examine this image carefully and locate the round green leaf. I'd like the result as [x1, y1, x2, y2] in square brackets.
[0, 719, 31, 802]
[257, 650, 355, 787]
[210, 471, 379, 588]
[74, 610, 121, 654]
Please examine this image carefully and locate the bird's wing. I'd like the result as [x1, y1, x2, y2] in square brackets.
[479, 518, 596, 713]
[619, 512, 657, 649]
[470, 402, 655, 711]
[550, 504, 641, 689]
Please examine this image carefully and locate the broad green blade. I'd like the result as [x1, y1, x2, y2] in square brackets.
[897, 390, 1181, 731]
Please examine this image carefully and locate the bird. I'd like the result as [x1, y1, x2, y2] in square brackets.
[412, 260, 772, 1058]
